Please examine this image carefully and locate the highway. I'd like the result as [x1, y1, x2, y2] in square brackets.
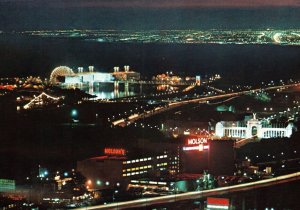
[112, 83, 300, 127]
[75, 171, 300, 210]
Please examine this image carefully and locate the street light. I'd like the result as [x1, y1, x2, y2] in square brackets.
[71, 109, 78, 117]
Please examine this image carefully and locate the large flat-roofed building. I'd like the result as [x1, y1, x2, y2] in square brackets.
[77, 154, 126, 190]
[50, 65, 140, 86]
[180, 136, 235, 176]
[181, 136, 210, 174]
[208, 140, 235, 176]
[77, 146, 181, 190]
[64, 72, 114, 85]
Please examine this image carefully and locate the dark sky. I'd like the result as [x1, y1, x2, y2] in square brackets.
[0, 0, 300, 30]
[2, 0, 300, 8]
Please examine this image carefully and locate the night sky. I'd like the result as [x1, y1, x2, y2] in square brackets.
[0, 0, 300, 30]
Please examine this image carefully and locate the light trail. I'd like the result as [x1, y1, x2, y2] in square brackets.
[207, 96, 239, 105]
[183, 85, 196, 92]
[75, 171, 300, 210]
[111, 83, 300, 126]
[206, 85, 226, 94]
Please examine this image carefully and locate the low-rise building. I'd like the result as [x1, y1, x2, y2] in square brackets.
[215, 113, 294, 139]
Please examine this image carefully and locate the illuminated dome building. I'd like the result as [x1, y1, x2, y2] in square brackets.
[50, 66, 74, 84]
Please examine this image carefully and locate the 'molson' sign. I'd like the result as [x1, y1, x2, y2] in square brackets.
[183, 137, 209, 152]
[207, 197, 229, 209]
[186, 137, 208, 145]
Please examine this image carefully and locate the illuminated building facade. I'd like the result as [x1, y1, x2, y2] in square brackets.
[181, 136, 210, 174]
[0, 179, 15, 193]
[50, 65, 140, 86]
[64, 72, 114, 85]
[181, 136, 235, 175]
[77, 148, 180, 189]
[122, 151, 180, 179]
[215, 114, 294, 139]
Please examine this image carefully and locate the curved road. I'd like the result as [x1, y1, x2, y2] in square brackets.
[76, 171, 300, 210]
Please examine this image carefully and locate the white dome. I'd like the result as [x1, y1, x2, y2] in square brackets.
[50, 66, 74, 84]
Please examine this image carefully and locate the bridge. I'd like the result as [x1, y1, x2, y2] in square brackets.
[75, 171, 300, 210]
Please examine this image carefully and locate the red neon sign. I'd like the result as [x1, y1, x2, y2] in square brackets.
[186, 137, 208, 145]
[104, 148, 126, 156]
[207, 197, 229, 206]
[183, 145, 209, 151]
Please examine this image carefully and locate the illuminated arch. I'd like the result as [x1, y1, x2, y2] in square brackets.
[50, 66, 74, 84]
[23, 92, 60, 109]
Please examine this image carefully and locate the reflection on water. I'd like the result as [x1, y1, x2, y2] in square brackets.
[81, 83, 139, 99]
[89, 90, 136, 99]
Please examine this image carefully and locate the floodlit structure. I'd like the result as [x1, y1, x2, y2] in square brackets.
[23, 92, 60, 109]
[215, 114, 294, 139]
[65, 72, 114, 84]
[50, 65, 140, 86]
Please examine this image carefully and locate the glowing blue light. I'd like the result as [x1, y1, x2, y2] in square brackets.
[71, 109, 78, 117]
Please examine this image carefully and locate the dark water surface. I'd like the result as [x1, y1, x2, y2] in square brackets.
[0, 35, 300, 84]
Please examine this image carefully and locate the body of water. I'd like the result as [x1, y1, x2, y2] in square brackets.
[0, 35, 300, 84]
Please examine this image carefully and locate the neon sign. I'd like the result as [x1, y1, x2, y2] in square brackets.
[186, 137, 208, 145]
[207, 197, 229, 209]
[104, 148, 126, 156]
[184, 137, 209, 152]
[183, 145, 209, 151]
